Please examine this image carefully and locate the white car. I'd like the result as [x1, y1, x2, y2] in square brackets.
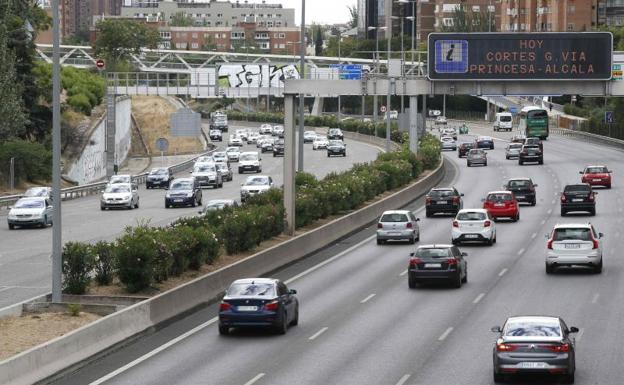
[238, 151, 262, 174]
[312, 136, 329, 150]
[235, 129, 249, 141]
[240, 175, 274, 202]
[209, 129, 223, 141]
[451, 209, 497, 246]
[108, 174, 132, 185]
[441, 127, 457, 139]
[546, 223, 604, 274]
[226, 147, 241, 162]
[440, 137, 457, 151]
[228, 135, 244, 147]
[198, 199, 236, 214]
[23, 186, 52, 200]
[247, 132, 260, 144]
[260, 137, 275, 153]
[256, 135, 271, 148]
[435, 116, 448, 125]
[259, 124, 273, 135]
[376, 210, 420, 245]
[100, 183, 139, 211]
[195, 155, 214, 163]
[7, 197, 54, 229]
[505, 143, 523, 159]
[303, 131, 317, 143]
[191, 162, 223, 189]
[212, 151, 228, 163]
[273, 125, 285, 137]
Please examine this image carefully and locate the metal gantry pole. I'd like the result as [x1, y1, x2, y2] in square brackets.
[51, 0, 62, 303]
[284, 94, 296, 235]
[373, 30, 379, 124]
[409, 95, 418, 154]
[337, 31, 342, 122]
[386, 26, 392, 152]
[298, 0, 306, 172]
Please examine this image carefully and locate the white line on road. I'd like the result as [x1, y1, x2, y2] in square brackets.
[360, 294, 376, 304]
[438, 327, 454, 341]
[531, 233, 537, 239]
[395, 374, 411, 385]
[517, 248, 525, 255]
[541, 219, 546, 225]
[473, 293, 486, 304]
[399, 269, 408, 276]
[309, 327, 329, 341]
[244, 373, 266, 385]
[592, 293, 600, 304]
[499, 268, 508, 277]
[547, 209, 552, 215]
[551, 199, 555, 204]
[0, 287, 12, 294]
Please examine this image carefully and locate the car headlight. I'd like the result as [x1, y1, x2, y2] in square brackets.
[8, 214, 17, 220]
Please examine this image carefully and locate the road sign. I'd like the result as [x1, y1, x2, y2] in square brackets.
[156, 137, 169, 152]
[605, 111, 614, 123]
[428, 32, 613, 81]
[612, 64, 623, 80]
[330, 64, 363, 80]
[170, 108, 201, 137]
[95, 59, 105, 70]
[510, 107, 518, 114]
[380, 105, 387, 113]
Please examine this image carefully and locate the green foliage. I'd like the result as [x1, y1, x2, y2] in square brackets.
[68, 94, 93, 115]
[0, 24, 27, 142]
[67, 304, 82, 317]
[95, 19, 160, 66]
[92, 241, 115, 286]
[170, 12, 194, 27]
[296, 172, 318, 188]
[115, 225, 157, 293]
[348, 5, 358, 29]
[62, 242, 95, 295]
[418, 133, 442, 169]
[0, 140, 51, 184]
[441, 5, 496, 32]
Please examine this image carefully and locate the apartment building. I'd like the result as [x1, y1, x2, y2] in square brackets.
[433, 1, 501, 31]
[499, 0, 598, 32]
[599, 0, 624, 26]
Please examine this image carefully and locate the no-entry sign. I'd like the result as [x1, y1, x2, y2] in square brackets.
[95, 59, 105, 70]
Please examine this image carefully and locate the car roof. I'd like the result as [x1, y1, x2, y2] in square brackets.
[478, 136, 492, 139]
[112, 174, 131, 178]
[173, 177, 193, 182]
[585, 165, 607, 169]
[417, 244, 454, 249]
[507, 177, 531, 181]
[553, 223, 592, 229]
[487, 190, 513, 194]
[231, 278, 278, 285]
[17, 197, 47, 202]
[431, 187, 453, 191]
[565, 183, 590, 187]
[381, 210, 411, 215]
[240, 151, 259, 155]
[458, 208, 488, 214]
[505, 316, 560, 324]
[207, 199, 235, 204]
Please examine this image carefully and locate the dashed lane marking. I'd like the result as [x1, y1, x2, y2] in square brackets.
[244, 373, 266, 385]
[591, 293, 600, 304]
[517, 248, 525, 255]
[360, 294, 376, 304]
[438, 327, 454, 341]
[473, 293, 486, 304]
[395, 374, 411, 385]
[499, 268, 508, 277]
[309, 327, 329, 341]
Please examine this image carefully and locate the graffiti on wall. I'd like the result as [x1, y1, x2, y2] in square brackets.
[218, 64, 300, 88]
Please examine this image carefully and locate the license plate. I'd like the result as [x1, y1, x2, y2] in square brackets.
[425, 263, 442, 268]
[173, 199, 183, 203]
[593, 179, 602, 182]
[515, 195, 525, 199]
[237, 306, 258, 312]
[565, 244, 581, 249]
[465, 234, 479, 239]
[438, 200, 448, 204]
[519, 362, 547, 369]
[572, 198, 584, 202]
[494, 203, 504, 207]
[389, 232, 401, 236]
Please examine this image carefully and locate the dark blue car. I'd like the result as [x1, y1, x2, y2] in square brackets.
[219, 278, 299, 335]
[164, 177, 202, 208]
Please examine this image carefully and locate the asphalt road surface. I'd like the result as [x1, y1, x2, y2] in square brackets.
[51, 123, 624, 385]
[0, 126, 380, 309]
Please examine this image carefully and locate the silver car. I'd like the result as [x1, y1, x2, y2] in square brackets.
[100, 183, 139, 210]
[226, 147, 240, 162]
[215, 162, 233, 181]
[467, 149, 487, 167]
[546, 223, 604, 274]
[7, 197, 54, 229]
[505, 143, 523, 159]
[440, 136, 457, 151]
[376, 210, 420, 245]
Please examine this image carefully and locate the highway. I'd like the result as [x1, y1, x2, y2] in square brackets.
[51, 122, 624, 385]
[0, 126, 380, 309]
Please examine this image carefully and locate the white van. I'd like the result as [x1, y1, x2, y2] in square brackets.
[493, 112, 513, 131]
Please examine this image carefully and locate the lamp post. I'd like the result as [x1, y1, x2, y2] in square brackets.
[51, 0, 62, 303]
[397, 0, 417, 63]
[368, 26, 386, 128]
[390, 14, 405, 114]
[299, 0, 305, 172]
[337, 29, 342, 122]
[386, 14, 392, 152]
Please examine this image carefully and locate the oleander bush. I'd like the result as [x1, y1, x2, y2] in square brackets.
[92, 241, 115, 286]
[62, 242, 95, 295]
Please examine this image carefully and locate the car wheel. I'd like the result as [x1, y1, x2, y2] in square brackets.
[135, 200, 139, 209]
[276, 311, 288, 335]
[484, 161, 488, 166]
[560, 209, 566, 216]
[408, 275, 417, 289]
[451, 239, 459, 245]
[425, 210, 432, 218]
[408, 236, 415, 245]
[493, 233, 497, 244]
[539, 159, 544, 165]
[415, 232, 420, 242]
[8, 224, 15, 230]
[531, 199, 536, 206]
[546, 263, 555, 274]
[607, 183, 612, 189]
[218, 324, 229, 336]
[290, 305, 299, 326]
[486, 237, 493, 246]
[467, 162, 471, 167]
[590, 208, 596, 216]
[519, 160, 523, 165]
[462, 269, 467, 283]
[493, 371, 505, 383]
[376, 238, 385, 245]
[100, 206, 105, 211]
[191, 199, 196, 208]
[453, 273, 462, 288]
[238, 168, 243, 174]
[165, 204, 170, 209]
[594, 259, 603, 274]
[505, 156, 509, 160]
[563, 372, 575, 384]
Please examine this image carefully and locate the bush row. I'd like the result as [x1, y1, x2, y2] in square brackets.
[0, 139, 51, 185]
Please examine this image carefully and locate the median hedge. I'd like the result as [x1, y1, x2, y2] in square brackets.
[61, 132, 441, 294]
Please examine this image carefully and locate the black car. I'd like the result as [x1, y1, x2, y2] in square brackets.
[477, 136, 495, 150]
[218, 278, 299, 335]
[211, 119, 228, 132]
[561, 183, 596, 216]
[165, 177, 202, 208]
[273, 139, 284, 157]
[504, 178, 537, 206]
[328, 128, 344, 140]
[425, 187, 464, 217]
[524, 137, 543, 151]
[492, 316, 578, 384]
[408, 245, 467, 288]
[327, 140, 346, 157]
[457, 142, 475, 158]
[146, 167, 172, 189]
[518, 144, 543, 165]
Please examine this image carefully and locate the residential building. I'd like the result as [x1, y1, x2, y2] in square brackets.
[599, 0, 624, 26]
[499, 0, 597, 32]
[120, 0, 295, 28]
[433, 1, 501, 32]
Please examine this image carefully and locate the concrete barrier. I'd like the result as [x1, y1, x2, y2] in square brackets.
[0, 159, 444, 385]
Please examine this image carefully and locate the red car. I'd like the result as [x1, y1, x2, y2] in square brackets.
[482, 191, 520, 222]
[580, 165, 612, 189]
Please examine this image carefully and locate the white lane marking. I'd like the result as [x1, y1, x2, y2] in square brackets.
[473, 293, 486, 304]
[360, 294, 376, 304]
[438, 327, 454, 341]
[89, 317, 219, 385]
[541, 219, 546, 225]
[285, 234, 376, 285]
[498, 268, 508, 277]
[244, 373, 266, 385]
[531, 233, 537, 239]
[517, 248, 525, 255]
[395, 374, 411, 385]
[575, 328, 585, 342]
[547, 209, 552, 215]
[0, 287, 13, 294]
[399, 269, 408, 276]
[591, 293, 600, 304]
[309, 327, 329, 341]
[551, 199, 555, 204]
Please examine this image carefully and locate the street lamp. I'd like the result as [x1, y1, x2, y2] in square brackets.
[397, 0, 417, 63]
[367, 26, 386, 126]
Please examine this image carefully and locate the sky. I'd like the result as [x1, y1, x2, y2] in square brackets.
[278, 0, 355, 25]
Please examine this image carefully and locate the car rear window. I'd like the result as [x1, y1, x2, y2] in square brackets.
[227, 282, 275, 297]
[468, 149, 484, 155]
[415, 248, 451, 258]
[487, 193, 512, 202]
[429, 190, 454, 197]
[508, 144, 523, 149]
[586, 166, 608, 173]
[564, 185, 590, 193]
[553, 228, 591, 241]
[499, 115, 512, 122]
[508, 180, 529, 188]
[380, 213, 409, 222]
[523, 145, 539, 150]
[504, 320, 561, 337]
[457, 212, 486, 221]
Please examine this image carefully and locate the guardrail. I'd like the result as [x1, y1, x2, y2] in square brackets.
[0, 147, 215, 210]
[551, 127, 624, 149]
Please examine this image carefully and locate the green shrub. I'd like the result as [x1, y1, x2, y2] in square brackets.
[295, 172, 318, 188]
[0, 140, 51, 184]
[62, 242, 95, 295]
[68, 94, 92, 115]
[115, 225, 157, 293]
[92, 241, 115, 286]
[67, 303, 82, 317]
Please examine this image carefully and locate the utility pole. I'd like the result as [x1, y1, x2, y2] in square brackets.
[386, 22, 392, 152]
[51, 0, 62, 303]
[298, 0, 305, 172]
[337, 29, 342, 122]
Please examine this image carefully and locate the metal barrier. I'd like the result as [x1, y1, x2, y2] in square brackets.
[551, 127, 624, 149]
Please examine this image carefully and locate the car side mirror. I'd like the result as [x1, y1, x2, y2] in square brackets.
[415, 218, 420, 222]
[491, 326, 502, 333]
[289, 289, 297, 295]
[533, 184, 538, 187]
[240, 183, 244, 186]
[599, 232, 604, 238]
[460, 193, 464, 196]
[569, 326, 579, 333]
[189, 171, 193, 174]
[480, 198, 485, 202]
[579, 171, 583, 174]
[461, 252, 468, 257]
[48, 205, 54, 210]
[198, 210, 203, 214]
[409, 252, 415, 257]
[165, 187, 169, 190]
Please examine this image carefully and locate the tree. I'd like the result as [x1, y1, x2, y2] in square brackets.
[0, 23, 27, 143]
[314, 25, 323, 56]
[94, 19, 161, 67]
[348, 4, 358, 29]
[170, 12, 194, 27]
[442, 5, 496, 32]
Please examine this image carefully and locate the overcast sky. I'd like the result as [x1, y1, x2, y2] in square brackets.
[278, 0, 355, 25]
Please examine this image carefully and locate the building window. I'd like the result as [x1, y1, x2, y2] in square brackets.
[175, 43, 187, 49]
[567, 23, 575, 31]
[442, 18, 454, 27]
[280, 44, 285, 49]
[191, 42, 199, 49]
[276, 21, 282, 27]
[160, 31, 171, 39]
[567, 5, 575, 14]
[279, 33, 285, 38]
[217, 13, 223, 17]
[192, 33, 198, 39]
[259, 41, 269, 49]
[472, 5, 480, 12]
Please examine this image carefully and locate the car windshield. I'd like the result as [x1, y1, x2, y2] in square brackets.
[227, 282, 275, 297]
[523, 145, 539, 150]
[329, 129, 340, 134]
[170, 181, 192, 190]
[105, 185, 130, 193]
[110, 176, 130, 183]
[565, 185, 590, 193]
[415, 248, 451, 258]
[441, 137, 454, 142]
[194, 165, 215, 173]
[429, 189, 454, 197]
[499, 115, 512, 122]
[245, 177, 269, 186]
[553, 228, 591, 241]
[214, 152, 226, 157]
[226, 147, 238, 153]
[24, 188, 48, 197]
[380, 213, 409, 222]
[478, 137, 492, 141]
[15, 199, 44, 209]
[508, 180, 530, 188]
[315, 136, 327, 141]
[207, 200, 230, 209]
[461, 143, 474, 148]
[457, 212, 486, 221]
[504, 320, 561, 337]
[487, 193, 512, 202]
[329, 140, 343, 146]
[216, 163, 228, 171]
[508, 144, 523, 150]
[305, 131, 315, 136]
[149, 169, 167, 175]
[586, 166, 608, 173]
[468, 150, 484, 156]
[240, 154, 258, 161]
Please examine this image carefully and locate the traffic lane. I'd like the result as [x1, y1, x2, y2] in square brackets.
[95, 147, 561, 385]
[0, 137, 378, 308]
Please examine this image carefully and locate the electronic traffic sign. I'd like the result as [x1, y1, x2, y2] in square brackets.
[428, 33, 612, 81]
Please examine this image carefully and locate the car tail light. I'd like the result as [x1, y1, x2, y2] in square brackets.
[588, 193, 595, 202]
[484, 220, 491, 227]
[544, 343, 570, 353]
[453, 197, 460, 204]
[425, 196, 432, 204]
[409, 257, 422, 266]
[447, 258, 458, 266]
[496, 343, 518, 352]
[263, 300, 279, 312]
[377, 223, 383, 229]
[219, 302, 231, 311]
[406, 222, 413, 229]
[452, 220, 459, 228]
[547, 238, 554, 249]
[591, 236, 599, 249]
[560, 194, 567, 203]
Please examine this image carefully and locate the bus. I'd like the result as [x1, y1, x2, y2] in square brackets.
[518, 106, 549, 139]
